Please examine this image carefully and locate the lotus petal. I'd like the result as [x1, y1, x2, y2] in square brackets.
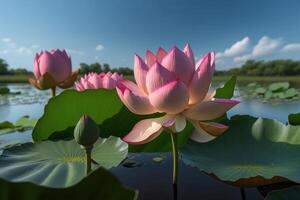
[184, 98, 240, 121]
[134, 54, 149, 93]
[161, 46, 194, 84]
[122, 116, 169, 144]
[188, 53, 213, 104]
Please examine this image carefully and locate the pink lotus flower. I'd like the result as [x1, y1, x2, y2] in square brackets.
[117, 44, 240, 144]
[28, 49, 79, 93]
[75, 72, 123, 91]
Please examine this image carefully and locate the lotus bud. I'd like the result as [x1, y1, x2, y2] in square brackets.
[74, 114, 99, 148]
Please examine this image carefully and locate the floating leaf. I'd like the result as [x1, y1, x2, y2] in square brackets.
[0, 136, 127, 187]
[255, 87, 267, 95]
[15, 115, 37, 128]
[0, 116, 37, 135]
[247, 82, 257, 87]
[289, 113, 300, 125]
[264, 90, 273, 99]
[152, 156, 164, 162]
[180, 115, 300, 187]
[0, 87, 9, 95]
[285, 88, 299, 99]
[268, 82, 290, 92]
[0, 166, 138, 200]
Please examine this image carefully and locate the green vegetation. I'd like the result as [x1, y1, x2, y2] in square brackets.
[0, 87, 9, 94]
[216, 59, 300, 76]
[79, 62, 133, 75]
[0, 58, 32, 76]
[213, 76, 300, 82]
[0, 116, 37, 135]
[0, 137, 127, 187]
[243, 82, 300, 101]
[180, 115, 300, 187]
[0, 160, 137, 200]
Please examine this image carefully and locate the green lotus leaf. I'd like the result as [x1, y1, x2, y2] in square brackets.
[284, 88, 299, 99]
[268, 82, 290, 92]
[255, 87, 267, 95]
[265, 185, 300, 200]
[0, 121, 15, 135]
[0, 116, 37, 135]
[0, 87, 10, 95]
[180, 115, 300, 187]
[15, 115, 37, 128]
[214, 76, 236, 99]
[0, 166, 138, 200]
[264, 90, 273, 99]
[246, 82, 258, 88]
[0, 136, 127, 188]
[289, 113, 300, 125]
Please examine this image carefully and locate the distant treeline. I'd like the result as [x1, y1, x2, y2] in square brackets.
[2, 57, 300, 77]
[79, 62, 133, 75]
[0, 58, 32, 75]
[215, 59, 300, 76]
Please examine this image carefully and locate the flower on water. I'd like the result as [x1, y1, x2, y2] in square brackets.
[28, 49, 79, 90]
[75, 72, 122, 91]
[116, 44, 240, 144]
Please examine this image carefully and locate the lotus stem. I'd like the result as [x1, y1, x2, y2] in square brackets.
[83, 145, 93, 175]
[51, 87, 56, 97]
[170, 132, 178, 200]
[240, 187, 246, 200]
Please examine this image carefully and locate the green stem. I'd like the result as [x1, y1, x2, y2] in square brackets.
[84, 146, 92, 175]
[51, 87, 56, 97]
[170, 132, 178, 185]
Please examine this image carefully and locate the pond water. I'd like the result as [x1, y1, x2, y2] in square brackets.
[0, 82, 299, 200]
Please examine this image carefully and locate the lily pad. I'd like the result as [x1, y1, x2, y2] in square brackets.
[0, 136, 128, 188]
[0, 166, 138, 200]
[268, 82, 290, 92]
[247, 82, 257, 88]
[180, 115, 300, 187]
[264, 90, 273, 99]
[285, 88, 299, 99]
[289, 113, 300, 125]
[0, 116, 37, 135]
[15, 115, 37, 128]
[0, 87, 9, 95]
[255, 87, 267, 95]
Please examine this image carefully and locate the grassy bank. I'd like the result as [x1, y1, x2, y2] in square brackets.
[1, 74, 300, 83]
[0, 75, 33, 83]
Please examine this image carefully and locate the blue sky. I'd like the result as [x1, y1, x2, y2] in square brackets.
[0, 0, 300, 71]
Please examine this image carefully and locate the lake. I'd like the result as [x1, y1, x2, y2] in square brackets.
[0, 82, 299, 200]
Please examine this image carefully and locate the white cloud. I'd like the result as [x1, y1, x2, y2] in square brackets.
[94, 56, 99, 60]
[252, 36, 281, 57]
[17, 47, 32, 55]
[31, 44, 39, 49]
[281, 43, 300, 52]
[234, 36, 282, 63]
[66, 48, 85, 56]
[1, 37, 16, 48]
[216, 37, 250, 59]
[95, 44, 104, 51]
[1, 38, 12, 43]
